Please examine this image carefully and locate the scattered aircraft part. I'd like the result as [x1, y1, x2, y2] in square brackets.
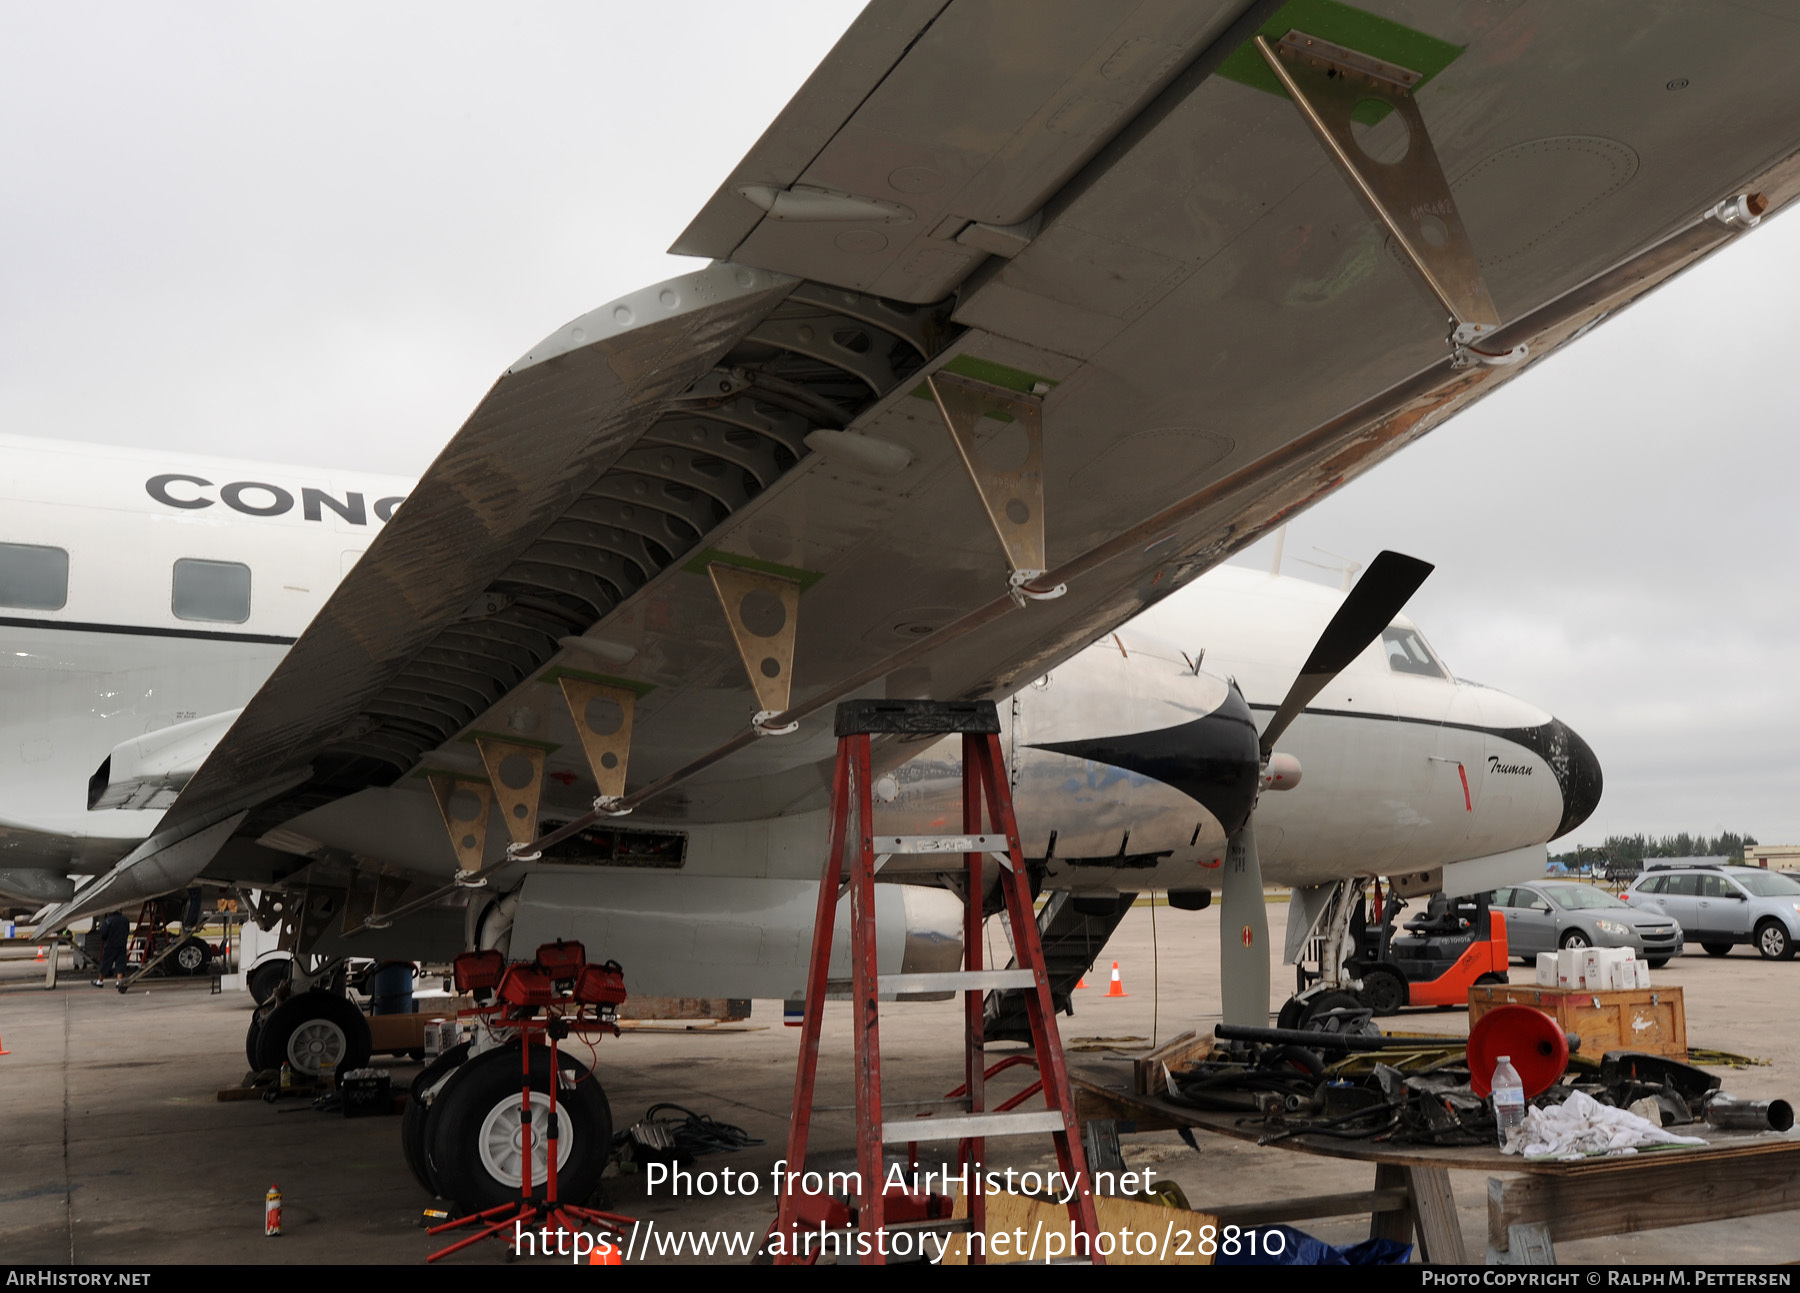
[555, 677, 636, 802]
[1219, 824, 1270, 1027]
[1257, 32, 1502, 350]
[87, 708, 243, 811]
[474, 738, 547, 848]
[428, 774, 492, 873]
[707, 561, 802, 730]
[927, 371, 1062, 601]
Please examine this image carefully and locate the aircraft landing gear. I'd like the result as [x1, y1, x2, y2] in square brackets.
[423, 1043, 613, 1211]
[254, 990, 373, 1079]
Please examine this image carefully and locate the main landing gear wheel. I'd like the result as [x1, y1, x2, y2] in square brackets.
[402, 1041, 472, 1198]
[424, 1043, 613, 1212]
[1702, 943, 1733, 958]
[1757, 920, 1794, 962]
[247, 957, 291, 1005]
[172, 937, 212, 975]
[254, 990, 372, 1080]
[245, 1009, 270, 1070]
[1356, 968, 1408, 1016]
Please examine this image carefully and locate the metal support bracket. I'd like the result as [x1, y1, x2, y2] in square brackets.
[707, 562, 802, 732]
[1256, 32, 1527, 368]
[927, 372, 1065, 603]
[428, 773, 493, 874]
[555, 677, 636, 801]
[474, 738, 547, 850]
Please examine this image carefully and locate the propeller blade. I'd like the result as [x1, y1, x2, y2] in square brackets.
[1259, 550, 1433, 757]
[1219, 820, 1271, 1026]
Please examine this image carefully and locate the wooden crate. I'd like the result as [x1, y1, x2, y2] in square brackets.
[1469, 984, 1686, 1057]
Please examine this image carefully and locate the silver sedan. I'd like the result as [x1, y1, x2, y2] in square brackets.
[1488, 881, 1684, 968]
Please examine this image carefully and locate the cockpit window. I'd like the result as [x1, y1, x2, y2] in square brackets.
[1382, 627, 1445, 678]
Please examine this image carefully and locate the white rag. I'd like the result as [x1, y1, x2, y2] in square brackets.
[1503, 1090, 1708, 1159]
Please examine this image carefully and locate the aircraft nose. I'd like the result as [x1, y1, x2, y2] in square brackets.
[1548, 717, 1603, 839]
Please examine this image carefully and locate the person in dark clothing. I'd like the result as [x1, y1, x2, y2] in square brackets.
[95, 911, 130, 988]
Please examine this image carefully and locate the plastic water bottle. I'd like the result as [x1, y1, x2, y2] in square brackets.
[1492, 1055, 1526, 1150]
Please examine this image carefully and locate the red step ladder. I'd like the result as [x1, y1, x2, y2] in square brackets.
[773, 699, 1102, 1265]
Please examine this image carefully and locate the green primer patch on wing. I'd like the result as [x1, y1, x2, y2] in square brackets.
[1218, 0, 1463, 123]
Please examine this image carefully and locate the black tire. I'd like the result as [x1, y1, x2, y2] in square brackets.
[255, 990, 372, 1079]
[425, 1043, 612, 1212]
[1559, 929, 1591, 951]
[1756, 920, 1795, 962]
[1702, 943, 1732, 958]
[1298, 991, 1374, 1035]
[1356, 967, 1408, 1016]
[172, 937, 211, 976]
[1275, 996, 1307, 1031]
[245, 1013, 266, 1070]
[247, 957, 291, 1005]
[403, 1042, 472, 1197]
[1646, 958, 1670, 970]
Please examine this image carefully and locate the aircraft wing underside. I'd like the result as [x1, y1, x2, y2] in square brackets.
[43, 0, 1800, 927]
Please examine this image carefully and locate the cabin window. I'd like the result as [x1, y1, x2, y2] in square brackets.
[172, 559, 251, 623]
[0, 543, 69, 610]
[1381, 627, 1445, 678]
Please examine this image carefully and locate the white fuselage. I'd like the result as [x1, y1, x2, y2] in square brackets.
[0, 434, 410, 897]
[0, 435, 1587, 915]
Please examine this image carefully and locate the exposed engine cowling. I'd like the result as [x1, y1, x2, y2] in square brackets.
[502, 872, 962, 1000]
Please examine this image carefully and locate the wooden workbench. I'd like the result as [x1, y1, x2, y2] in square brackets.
[1073, 1071, 1800, 1264]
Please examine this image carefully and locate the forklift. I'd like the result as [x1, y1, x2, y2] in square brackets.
[1280, 877, 1511, 1026]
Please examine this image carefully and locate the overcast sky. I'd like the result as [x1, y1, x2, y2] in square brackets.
[4, 3, 1795, 849]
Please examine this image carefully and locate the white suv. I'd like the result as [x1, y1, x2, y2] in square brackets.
[1622, 865, 1800, 961]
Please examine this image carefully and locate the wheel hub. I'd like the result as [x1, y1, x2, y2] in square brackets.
[287, 1020, 348, 1076]
[477, 1090, 575, 1189]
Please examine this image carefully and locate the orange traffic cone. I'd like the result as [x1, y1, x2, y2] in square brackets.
[1105, 961, 1128, 998]
[33, 946, 45, 962]
[1075, 975, 1089, 990]
[590, 1236, 623, 1265]
[0, 1032, 10, 1055]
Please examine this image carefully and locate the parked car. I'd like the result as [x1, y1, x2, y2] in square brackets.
[1487, 881, 1683, 968]
[1622, 864, 1800, 961]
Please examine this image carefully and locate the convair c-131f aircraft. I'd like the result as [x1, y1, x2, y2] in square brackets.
[16, 0, 1796, 1211]
[1, 432, 1596, 1007]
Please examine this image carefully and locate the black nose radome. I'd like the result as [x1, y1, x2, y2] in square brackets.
[1493, 717, 1603, 839]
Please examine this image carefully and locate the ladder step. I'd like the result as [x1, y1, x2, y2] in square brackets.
[880, 970, 1036, 993]
[885, 1110, 1067, 1143]
[873, 833, 1010, 856]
